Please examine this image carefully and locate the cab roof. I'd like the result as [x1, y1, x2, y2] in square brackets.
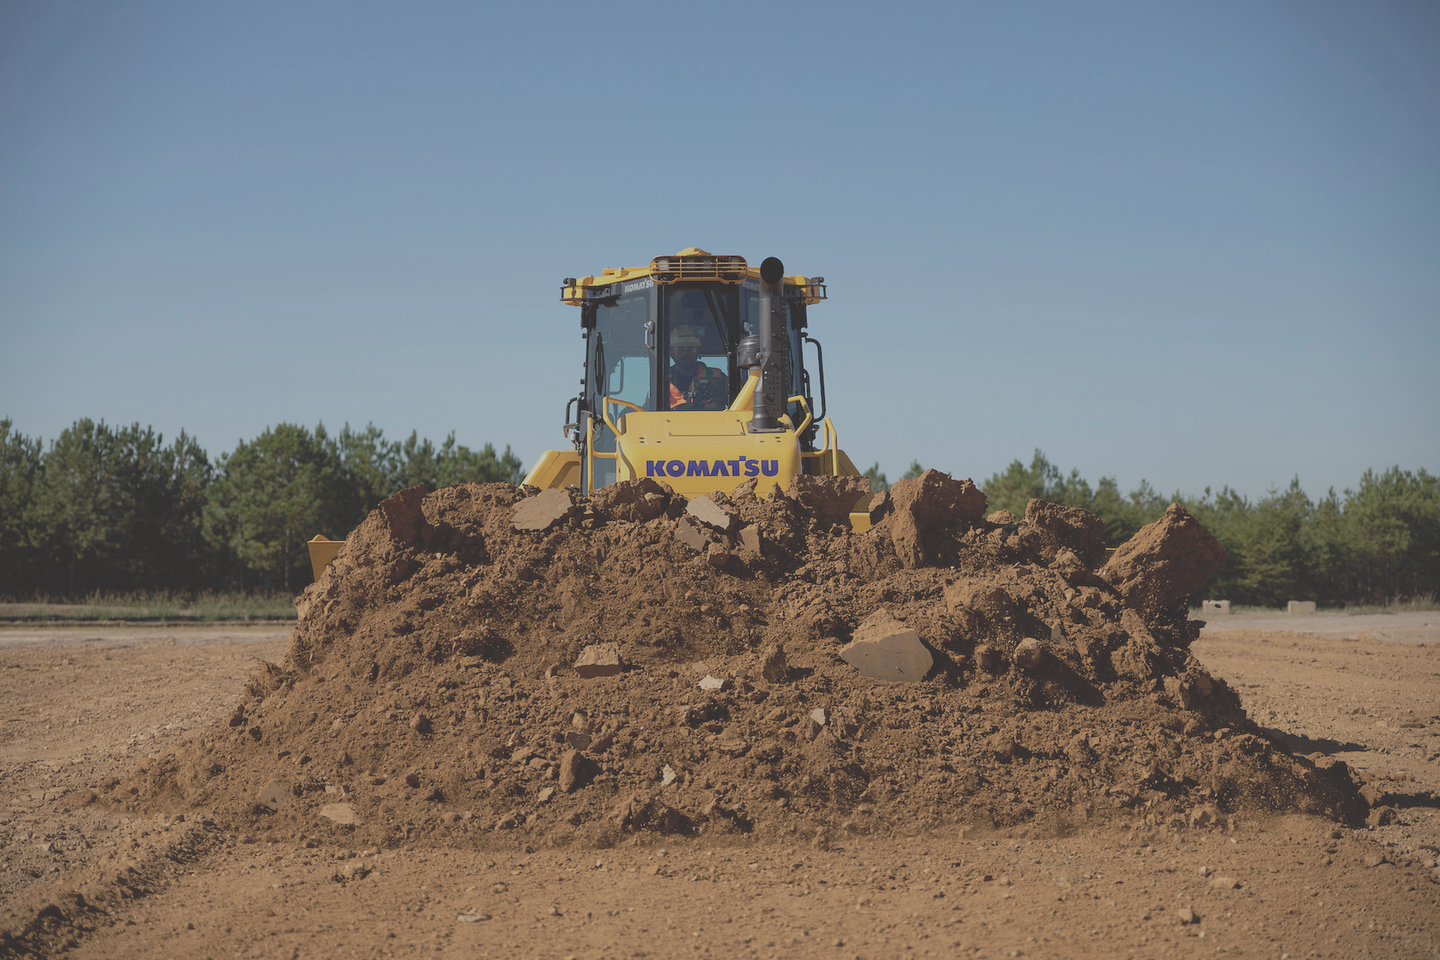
[561, 248, 826, 306]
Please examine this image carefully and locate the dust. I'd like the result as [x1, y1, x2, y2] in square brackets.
[102, 471, 1366, 848]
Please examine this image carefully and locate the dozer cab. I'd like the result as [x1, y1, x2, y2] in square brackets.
[308, 248, 870, 580]
[523, 249, 870, 522]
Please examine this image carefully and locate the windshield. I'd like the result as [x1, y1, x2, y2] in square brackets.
[664, 286, 735, 411]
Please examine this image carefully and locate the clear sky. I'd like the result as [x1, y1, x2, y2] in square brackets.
[2, 0, 1437, 503]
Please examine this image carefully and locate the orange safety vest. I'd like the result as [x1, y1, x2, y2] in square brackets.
[669, 361, 712, 407]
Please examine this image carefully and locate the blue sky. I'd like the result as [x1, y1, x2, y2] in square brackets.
[2, 0, 1436, 503]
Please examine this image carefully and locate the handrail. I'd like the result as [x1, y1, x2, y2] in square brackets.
[601, 395, 644, 437]
[785, 395, 813, 439]
[800, 416, 841, 475]
[584, 417, 595, 495]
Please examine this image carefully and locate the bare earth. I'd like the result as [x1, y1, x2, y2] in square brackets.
[2, 615, 1437, 960]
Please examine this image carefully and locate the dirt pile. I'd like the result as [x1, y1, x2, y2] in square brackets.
[104, 472, 1366, 847]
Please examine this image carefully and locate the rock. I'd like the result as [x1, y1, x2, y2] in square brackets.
[228, 706, 246, 728]
[537, 787, 555, 803]
[1176, 907, 1198, 925]
[457, 912, 491, 923]
[511, 489, 578, 532]
[564, 731, 592, 750]
[258, 780, 292, 812]
[760, 642, 788, 682]
[698, 675, 728, 692]
[974, 644, 1003, 674]
[810, 708, 827, 726]
[706, 542, 731, 569]
[1064, 734, 1095, 763]
[675, 518, 711, 553]
[1363, 852, 1388, 868]
[738, 524, 763, 557]
[590, 478, 669, 522]
[1367, 805, 1397, 827]
[878, 470, 987, 568]
[1013, 638, 1045, 671]
[944, 579, 1018, 629]
[661, 765, 677, 785]
[687, 495, 738, 534]
[988, 734, 1021, 762]
[1023, 499, 1107, 568]
[1099, 504, 1225, 615]
[784, 474, 870, 526]
[1208, 876, 1239, 890]
[319, 803, 357, 824]
[404, 772, 421, 788]
[409, 713, 432, 734]
[839, 609, 934, 683]
[559, 750, 599, 793]
[575, 643, 623, 678]
[614, 794, 693, 835]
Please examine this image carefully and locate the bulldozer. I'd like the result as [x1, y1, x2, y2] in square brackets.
[308, 248, 870, 579]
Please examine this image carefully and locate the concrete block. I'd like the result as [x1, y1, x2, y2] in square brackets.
[687, 495, 738, 534]
[575, 643, 623, 678]
[511, 489, 577, 532]
[1202, 600, 1231, 615]
[839, 609, 933, 683]
[1287, 600, 1316, 615]
[675, 518, 711, 553]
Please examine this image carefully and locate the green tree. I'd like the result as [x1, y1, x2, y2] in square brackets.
[392, 430, 523, 491]
[30, 419, 120, 597]
[1343, 467, 1440, 603]
[334, 422, 402, 524]
[901, 460, 925, 482]
[862, 462, 889, 494]
[0, 419, 43, 596]
[28, 420, 214, 597]
[983, 450, 1061, 517]
[205, 423, 347, 593]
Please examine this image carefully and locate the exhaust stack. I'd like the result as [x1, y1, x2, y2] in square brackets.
[748, 256, 788, 433]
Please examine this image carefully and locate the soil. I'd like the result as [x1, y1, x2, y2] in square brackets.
[2, 478, 1438, 959]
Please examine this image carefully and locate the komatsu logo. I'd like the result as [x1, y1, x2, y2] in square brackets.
[646, 457, 779, 479]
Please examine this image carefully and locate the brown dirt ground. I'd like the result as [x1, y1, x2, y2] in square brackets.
[1, 618, 1436, 959]
[2, 476, 1438, 960]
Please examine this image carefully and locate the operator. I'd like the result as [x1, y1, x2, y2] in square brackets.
[668, 292, 729, 411]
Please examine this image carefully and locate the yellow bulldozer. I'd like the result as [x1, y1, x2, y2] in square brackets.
[309, 248, 870, 578]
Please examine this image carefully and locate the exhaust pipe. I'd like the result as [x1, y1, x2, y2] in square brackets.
[748, 257, 788, 433]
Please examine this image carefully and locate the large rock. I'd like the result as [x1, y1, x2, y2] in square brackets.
[675, 518, 712, 553]
[511, 489, 578, 532]
[687, 494, 738, 534]
[559, 749, 599, 793]
[877, 470, 987, 568]
[839, 609, 934, 682]
[1100, 504, 1225, 615]
[575, 643, 623, 678]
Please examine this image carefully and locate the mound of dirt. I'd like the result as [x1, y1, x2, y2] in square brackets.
[103, 471, 1366, 848]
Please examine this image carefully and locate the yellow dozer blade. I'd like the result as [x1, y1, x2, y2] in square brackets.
[307, 535, 343, 582]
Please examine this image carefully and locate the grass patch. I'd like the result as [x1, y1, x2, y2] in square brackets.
[0, 591, 297, 622]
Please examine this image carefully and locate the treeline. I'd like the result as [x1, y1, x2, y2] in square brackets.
[0, 418, 523, 598]
[981, 450, 1439, 608]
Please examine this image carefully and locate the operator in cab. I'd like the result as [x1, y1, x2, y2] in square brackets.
[667, 292, 729, 411]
